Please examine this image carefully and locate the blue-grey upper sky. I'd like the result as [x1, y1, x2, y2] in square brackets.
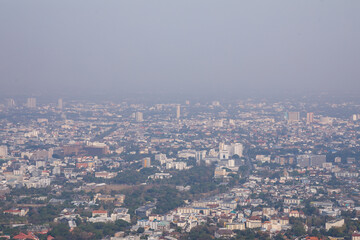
[0, 1, 359, 99]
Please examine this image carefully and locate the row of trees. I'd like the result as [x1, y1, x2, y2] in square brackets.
[123, 185, 187, 218]
[47, 219, 130, 240]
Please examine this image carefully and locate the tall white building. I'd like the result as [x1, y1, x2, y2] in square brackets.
[135, 112, 143, 122]
[219, 142, 225, 151]
[306, 112, 314, 124]
[288, 112, 300, 122]
[155, 153, 167, 162]
[27, 97, 36, 108]
[6, 98, 15, 108]
[143, 157, 151, 168]
[176, 105, 181, 119]
[219, 142, 243, 158]
[196, 151, 206, 165]
[58, 98, 63, 109]
[230, 143, 243, 157]
[0, 146, 8, 158]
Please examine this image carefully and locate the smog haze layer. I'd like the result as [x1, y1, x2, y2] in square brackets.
[0, 1, 359, 100]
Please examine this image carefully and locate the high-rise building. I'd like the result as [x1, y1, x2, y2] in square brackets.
[230, 143, 243, 157]
[310, 155, 326, 168]
[27, 97, 36, 108]
[219, 142, 225, 151]
[351, 114, 360, 121]
[155, 153, 167, 162]
[284, 112, 288, 121]
[155, 154, 168, 165]
[306, 112, 314, 124]
[143, 157, 151, 168]
[135, 112, 143, 122]
[196, 150, 206, 165]
[176, 105, 181, 119]
[297, 155, 310, 168]
[0, 146, 8, 157]
[58, 98, 63, 109]
[219, 142, 243, 158]
[288, 112, 300, 122]
[6, 98, 15, 108]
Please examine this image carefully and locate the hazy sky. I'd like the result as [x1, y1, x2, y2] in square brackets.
[0, 1, 359, 99]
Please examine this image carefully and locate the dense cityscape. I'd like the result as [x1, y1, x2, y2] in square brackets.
[1, 0, 359, 239]
[0, 97, 359, 240]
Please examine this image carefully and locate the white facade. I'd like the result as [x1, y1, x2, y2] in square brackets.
[135, 112, 143, 122]
[166, 162, 187, 170]
[326, 219, 344, 230]
[58, 98, 63, 109]
[0, 146, 8, 157]
[176, 105, 181, 119]
[219, 143, 243, 158]
[27, 97, 36, 108]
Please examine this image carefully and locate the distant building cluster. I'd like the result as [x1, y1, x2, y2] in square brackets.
[0, 98, 359, 239]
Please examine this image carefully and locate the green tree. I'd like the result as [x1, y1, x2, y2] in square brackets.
[290, 222, 306, 237]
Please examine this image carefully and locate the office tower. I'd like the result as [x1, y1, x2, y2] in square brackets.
[143, 157, 151, 168]
[135, 112, 143, 122]
[297, 155, 310, 168]
[220, 142, 243, 157]
[230, 143, 243, 157]
[27, 97, 36, 108]
[288, 112, 300, 122]
[288, 156, 295, 165]
[6, 98, 15, 108]
[195, 151, 206, 165]
[219, 142, 225, 151]
[185, 100, 190, 105]
[306, 112, 314, 124]
[58, 98, 63, 109]
[0, 146, 8, 157]
[310, 155, 326, 167]
[155, 153, 167, 162]
[155, 154, 168, 165]
[214, 119, 223, 127]
[176, 104, 181, 119]
[284, 112, 288, 121]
